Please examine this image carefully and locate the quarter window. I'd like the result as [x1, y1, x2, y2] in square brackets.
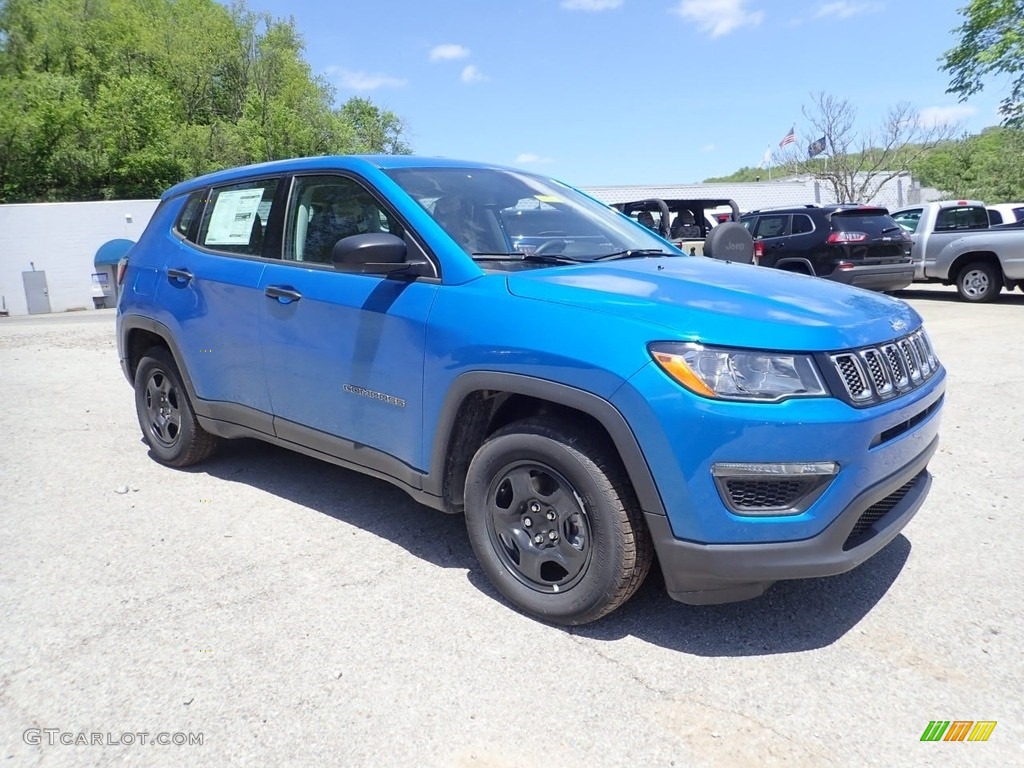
[174, 192, 206, 239]
[791, 214, 814, 235]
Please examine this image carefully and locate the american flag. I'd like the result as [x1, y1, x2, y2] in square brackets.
[779, 126, 796, 148]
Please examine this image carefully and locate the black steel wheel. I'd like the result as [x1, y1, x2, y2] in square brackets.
[134, 346, 217, 467]
[464, 417, 652, 625]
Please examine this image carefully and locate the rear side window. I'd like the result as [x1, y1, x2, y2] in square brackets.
[934, 206, 988, 232]
[753, 215, 788, 239]
[196, 178, 280, 257]
[831, 211, 901, 237]
[1013, 206, 1024, 222]
[988, 209, 1004, 225]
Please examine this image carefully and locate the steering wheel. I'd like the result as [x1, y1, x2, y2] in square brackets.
[535, 239, 567, 255]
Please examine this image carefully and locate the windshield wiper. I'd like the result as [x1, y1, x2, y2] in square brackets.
[592, 249, 671, 262]
[471, 252, 586, 264]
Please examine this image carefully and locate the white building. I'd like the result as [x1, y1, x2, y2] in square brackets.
[0, 199, 159, 316]
[584, 172, 943, 213]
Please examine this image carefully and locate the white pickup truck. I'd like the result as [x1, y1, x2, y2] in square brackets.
[890, 200, 1024, 302]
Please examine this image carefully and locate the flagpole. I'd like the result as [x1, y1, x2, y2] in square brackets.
[767, 144, 772, 181]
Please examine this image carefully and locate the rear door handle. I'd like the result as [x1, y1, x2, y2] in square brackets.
[167, 267, 193, 283]
[265, 285, 302, 304]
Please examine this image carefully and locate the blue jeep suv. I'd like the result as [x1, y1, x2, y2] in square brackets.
[117, 155, 945, 625]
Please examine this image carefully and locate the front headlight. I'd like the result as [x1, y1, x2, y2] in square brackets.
[649, 342, 828, 402]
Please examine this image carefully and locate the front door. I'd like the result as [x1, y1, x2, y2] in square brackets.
[259, 174, 437, 471]
[22, 271, 51, 314]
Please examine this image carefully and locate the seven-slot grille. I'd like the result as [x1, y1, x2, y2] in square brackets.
[829, 329, 938, 405]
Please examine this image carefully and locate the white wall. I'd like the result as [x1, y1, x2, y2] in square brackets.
[0, 199, 159, 316]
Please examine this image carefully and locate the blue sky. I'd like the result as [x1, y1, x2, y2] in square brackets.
[238, 0, 1003, 186]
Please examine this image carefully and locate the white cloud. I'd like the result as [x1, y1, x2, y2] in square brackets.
[515, 153, 555, 164]
[429, 44, 470, 62]
[672, 0, 764, 38]
[918, 104, 976, 127]
[702, 144, 716, 153]
[561, 0, 623, 10]
[461, 65, 487, 84]
[814, 1, 883, 19]
[332, 69, 407, 91]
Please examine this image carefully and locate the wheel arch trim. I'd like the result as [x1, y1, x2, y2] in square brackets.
[120, 315, 203, 409]
[427, 371, 666, 516]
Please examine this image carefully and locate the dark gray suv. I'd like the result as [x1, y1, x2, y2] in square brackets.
[741, 205, 915, 292]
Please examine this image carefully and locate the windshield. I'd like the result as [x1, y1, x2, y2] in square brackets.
[384, 167, 679, 263]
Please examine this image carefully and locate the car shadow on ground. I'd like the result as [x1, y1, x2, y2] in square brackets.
[187, 437, 911, 658]
[563, 535, 910, 656]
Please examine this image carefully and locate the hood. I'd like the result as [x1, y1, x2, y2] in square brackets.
[506, 257, 921, 351]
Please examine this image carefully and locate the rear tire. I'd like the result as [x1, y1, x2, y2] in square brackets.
[956, 261, 1001, 303]
[464, 417, 652, 625]
[134, 346, 217, 467]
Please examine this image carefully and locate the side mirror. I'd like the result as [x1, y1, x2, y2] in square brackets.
[331, 233, 428, 276]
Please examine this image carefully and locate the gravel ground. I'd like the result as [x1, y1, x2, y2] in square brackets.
[1, 286, 1022, 768]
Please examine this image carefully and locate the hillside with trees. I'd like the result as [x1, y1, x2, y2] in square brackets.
[707, 1, 1024, 203]
[0, 0, 410, 202]
[704, 125, 1024, 203]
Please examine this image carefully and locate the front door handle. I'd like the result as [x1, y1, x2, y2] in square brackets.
[265, 285, 302, 304]
[167, 267, 193, 283]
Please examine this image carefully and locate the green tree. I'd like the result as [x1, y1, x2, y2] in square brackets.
[941, 0, 1024, 127]
[337, 97, 410, 154]
[911, 126, 1024, 200]
[0, 0, 413, 202]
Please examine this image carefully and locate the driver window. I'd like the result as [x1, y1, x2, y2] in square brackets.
[285, 175, 404, 263]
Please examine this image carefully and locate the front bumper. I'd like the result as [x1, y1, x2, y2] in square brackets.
[647, 435, 936, 604]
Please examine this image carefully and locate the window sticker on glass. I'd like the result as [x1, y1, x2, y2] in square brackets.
[206, 189, 265, 245]
[534, 195, 562, 203]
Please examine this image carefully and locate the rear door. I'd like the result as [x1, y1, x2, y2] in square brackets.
[154, 177, 281, 416]
[749, 213, 791, 267]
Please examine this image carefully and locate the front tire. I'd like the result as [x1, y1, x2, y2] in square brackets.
[956, 261, 1001, 302]
[134, 346, 217, 467]
[464, 418, 652, 625]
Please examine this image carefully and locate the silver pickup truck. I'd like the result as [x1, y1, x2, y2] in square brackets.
[890, 200, 1024, 302]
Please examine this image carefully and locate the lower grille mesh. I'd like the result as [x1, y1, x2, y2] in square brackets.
[843, 473, 921, 550]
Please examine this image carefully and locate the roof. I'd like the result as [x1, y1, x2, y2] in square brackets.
[160, 155, 523, 200]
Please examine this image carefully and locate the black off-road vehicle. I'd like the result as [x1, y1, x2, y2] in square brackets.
[613, 198, 754, 262]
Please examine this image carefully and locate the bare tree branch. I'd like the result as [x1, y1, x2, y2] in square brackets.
[773, 92, 960, 204]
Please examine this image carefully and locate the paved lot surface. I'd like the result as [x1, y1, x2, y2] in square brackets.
[1, 286, 1022, 767]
